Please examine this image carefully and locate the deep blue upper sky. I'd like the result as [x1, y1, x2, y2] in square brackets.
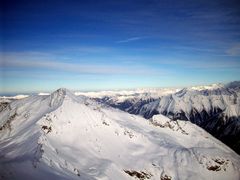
[1, 0, 240, 93]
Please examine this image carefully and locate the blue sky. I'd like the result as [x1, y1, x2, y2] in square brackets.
[1, 0, 240, 93]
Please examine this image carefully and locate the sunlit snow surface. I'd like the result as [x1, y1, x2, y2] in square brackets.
[0, 88, 240, 180]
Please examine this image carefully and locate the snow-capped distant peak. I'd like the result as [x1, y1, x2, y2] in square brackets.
[38, 92, 50, 96]
[0, 94, 29, 100]
[190, 83, 224, 91]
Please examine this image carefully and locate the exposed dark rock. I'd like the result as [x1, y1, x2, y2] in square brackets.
[124, 170, 152, 179]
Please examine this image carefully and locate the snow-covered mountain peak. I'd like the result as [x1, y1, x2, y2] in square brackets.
[189, 83, 224, 91]
[49, 88, 85, 107]
[187, 81, 240, 92]
[51, 88, 74, 97]
[49, 88, 68, 107]
[174, 88, 188, 97]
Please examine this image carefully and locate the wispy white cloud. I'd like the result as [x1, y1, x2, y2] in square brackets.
[226, 43, 240, 56]
[157, 58, 240, 69]
[67, 46, 113, 54]
[172, 46, 220, 53]
[116, 37, 146, 43]
[1, 52, 166, 76]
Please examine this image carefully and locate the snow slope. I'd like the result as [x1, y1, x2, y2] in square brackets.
[0, 88, 240, 180]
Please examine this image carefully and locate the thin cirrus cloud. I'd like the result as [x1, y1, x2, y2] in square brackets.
[1, 53, 165, 76]
[116, 37, 146, 43]
[226, 44, 240, 56]
[157, 58, 240, 69]
[69, 46, 113, 54]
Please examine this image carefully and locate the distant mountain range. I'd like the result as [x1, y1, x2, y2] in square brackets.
[84, 81, 240, 154]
